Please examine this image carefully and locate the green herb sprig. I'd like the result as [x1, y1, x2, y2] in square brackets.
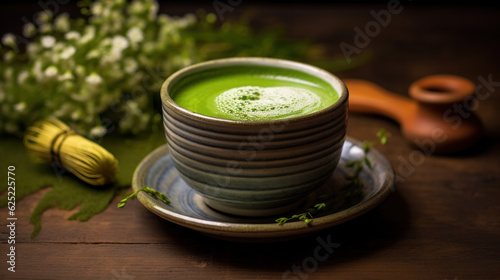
[117, 186, 170, 208]
[275, 128, 390, 225]
[343, 128, 390, 198]
[275, 202, 326, 225]
[377, 128, 390, 145]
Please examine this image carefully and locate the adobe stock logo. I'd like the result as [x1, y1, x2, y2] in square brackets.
[213, 0, 243, 21]
[339, 0, 406, 63]
[282, 234, 340, 280]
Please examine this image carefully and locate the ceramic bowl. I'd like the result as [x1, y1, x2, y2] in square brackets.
[160, 57, 348, 217]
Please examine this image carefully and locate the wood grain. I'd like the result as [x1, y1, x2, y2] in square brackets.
[1, 3, 500, 280]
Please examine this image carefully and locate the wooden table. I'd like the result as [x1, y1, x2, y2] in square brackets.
[2, 3, 500, 280]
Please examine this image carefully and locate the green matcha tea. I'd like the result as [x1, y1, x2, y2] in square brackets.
[170, 65, 338, 121]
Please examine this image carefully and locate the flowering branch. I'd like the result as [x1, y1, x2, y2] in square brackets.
[0, 0, 355, 138]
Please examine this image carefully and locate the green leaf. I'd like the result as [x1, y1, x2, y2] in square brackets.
[362, 141, 374, 153]
[275, 217, 289, 225]
[377, 128, 391, 145]
[275, 201, 327, 225]
[345, 160, 357, 168]
[315, 202, 326, 210]
[274, 128, 390, 226]
[364, 157, 373, 169]
[1, 132, 167, 238]
[118, 186, 170, 208]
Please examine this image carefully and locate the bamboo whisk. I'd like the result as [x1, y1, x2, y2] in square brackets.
[23, 117, 118, 186]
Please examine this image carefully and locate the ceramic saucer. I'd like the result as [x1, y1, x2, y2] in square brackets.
[132, 137, 395, 242]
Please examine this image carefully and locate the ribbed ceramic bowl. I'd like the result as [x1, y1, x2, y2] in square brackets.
[160, 57, 348, 216]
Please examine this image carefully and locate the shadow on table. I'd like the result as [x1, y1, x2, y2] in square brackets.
[145, 188, 410, 275]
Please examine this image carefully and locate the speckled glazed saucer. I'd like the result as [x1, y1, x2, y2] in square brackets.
[132, 137, 395, 242]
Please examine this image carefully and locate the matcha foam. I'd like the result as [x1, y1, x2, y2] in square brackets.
[170, 64, 339, 121]
[215, 86, 322, 120]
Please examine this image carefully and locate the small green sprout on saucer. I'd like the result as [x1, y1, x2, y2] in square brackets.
[377, 128, 391, 145]
[343, 128, 390, 199]
[118, 186, 170, 208]
[275, 128, 390, 225]
[275, 203, 326, 225]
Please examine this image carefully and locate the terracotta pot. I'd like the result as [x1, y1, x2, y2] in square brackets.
[344, 75, 482, 154]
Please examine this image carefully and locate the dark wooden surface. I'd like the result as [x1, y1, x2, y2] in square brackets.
[1, 3, 500, 280]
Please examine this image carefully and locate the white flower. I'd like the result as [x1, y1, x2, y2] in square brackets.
[158, 14, 169, 24]
[23, 23, 37, 37]
[184, 13, 197, 26]
[3, 51, 14, 62]
[2, 34, 16, 47]
[111, 35, 129, 51]
[103, 52, 120, 64]
[124, 58, 138, 74]
[85, 73, 103, 85]
[86, 49, 100, 60]
[14, 102, 26, 113]
[54, 103, 74, 117]
[17, 71, 30, 84]
[99, 37, 112, 48]
[60, 46, 76, 59]
[101, 7, 111, 18]
[44, 65, 58, 78]
[0, 0, 212, 136]
[58, 71, 74, 81]
[130, 1, 146, 15]
[79, 26, 96, 45]
[54, 13, 70, 32]
[71, 89, 90, 102]
[41, 35, 56, 48]
[89, 125, 107, 139]
[65, 31, 81, 41]
[71, 109, 83, 121]
[53, 42, 65, 52]
[106, 36, 129, 62]
[39, 24, 53, 34]
[36, 10, 52, 24]
[26, 43, 41, 59]
[127, 17, 147, 29]
[127, 27, 143, 44]
[32, 60, 43, 81]
[148, 0, 159, 20]
[75, 65, 86, 78]
[91, 2, 103, 16]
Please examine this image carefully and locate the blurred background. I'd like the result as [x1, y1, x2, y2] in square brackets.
[1, 2, 499, 279]
[1, 0, 498, 136]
